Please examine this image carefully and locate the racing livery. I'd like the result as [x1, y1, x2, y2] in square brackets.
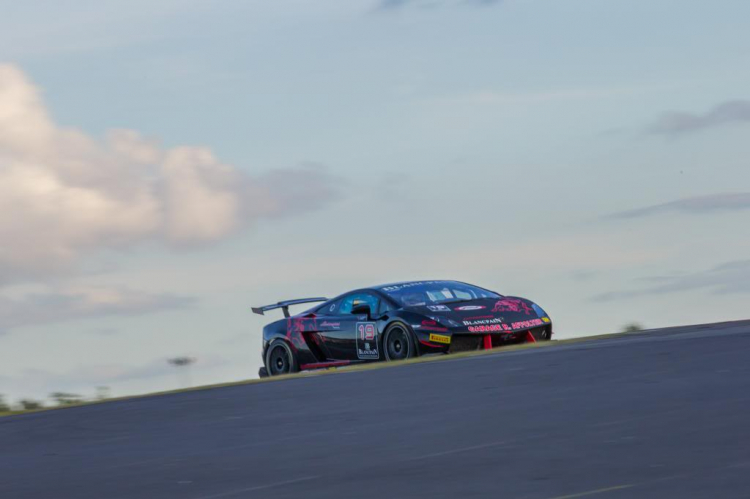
[253, 280, 552, 377]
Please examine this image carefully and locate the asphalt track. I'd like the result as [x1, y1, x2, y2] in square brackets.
[2, 320, 750, 499]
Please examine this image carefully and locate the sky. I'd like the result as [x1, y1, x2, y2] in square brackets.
[1, 0, 749, 403]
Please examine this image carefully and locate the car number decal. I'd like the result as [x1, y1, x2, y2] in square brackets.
[356, 322, 379, 360]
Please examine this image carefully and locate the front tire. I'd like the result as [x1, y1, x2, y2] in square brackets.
[383, 322, 417, 362]
[265, 340, 299, 376]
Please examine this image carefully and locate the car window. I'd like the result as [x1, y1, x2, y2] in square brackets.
[337, 293, 380, 316]
[379, 281, 500, 307]
[320, 298, 342, 315]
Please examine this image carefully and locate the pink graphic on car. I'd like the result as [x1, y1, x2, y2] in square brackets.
[286, 317, 317, 350]
[491, 298, 533, 315]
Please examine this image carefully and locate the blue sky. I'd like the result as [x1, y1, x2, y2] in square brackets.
[1, 0, 750, 402]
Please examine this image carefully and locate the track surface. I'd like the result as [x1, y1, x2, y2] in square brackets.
[2, 321, 750, 499]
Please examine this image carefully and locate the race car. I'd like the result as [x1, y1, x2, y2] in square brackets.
[253, 280, 552, 377]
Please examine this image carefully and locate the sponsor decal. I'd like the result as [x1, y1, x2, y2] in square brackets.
[492, 298, 533, 315]
[381, 281, 445, 292]
[418, 319, 449, 332]
[320, 321, 341, 329]
[455, 305, 485, 311]
[542, 317, 551, 323]
[427, 304, 451, 312]
[463, 317, 505, 326]
[468, 324, 509, 333]
[467, 318, 545, 333]
[510, 318, 544, 329]
[356, 322, 379, 360]
[429, 333, 451, 345]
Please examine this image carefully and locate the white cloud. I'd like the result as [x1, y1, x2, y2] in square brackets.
[0, 286, 194, 333]
[608, 193, 750, 219]
[377, 0, 501, 10]
[428, 83, 669, 107]
[648, 100, 750, 135]
[0, 64, 340, 283]
[592, 260, 750, 302]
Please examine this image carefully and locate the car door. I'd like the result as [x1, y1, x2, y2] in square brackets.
[315, 292, 381, 361]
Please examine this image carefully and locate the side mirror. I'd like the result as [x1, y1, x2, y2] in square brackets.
[351, 303, 372, 319]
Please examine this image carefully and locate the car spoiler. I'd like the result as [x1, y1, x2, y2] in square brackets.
[252, 297, 328, 318]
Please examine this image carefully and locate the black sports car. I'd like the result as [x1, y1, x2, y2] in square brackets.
[253, 280, 552, 377]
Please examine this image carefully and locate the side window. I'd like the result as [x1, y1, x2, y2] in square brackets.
[338, 293, 380, 316]
[321, 298, 342, 315]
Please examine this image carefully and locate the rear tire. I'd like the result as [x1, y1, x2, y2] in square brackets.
[383, 322, 417, 362]
[265, 340, 299, 376]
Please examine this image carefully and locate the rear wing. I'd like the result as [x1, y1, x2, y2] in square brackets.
[252, 297, 328, 318]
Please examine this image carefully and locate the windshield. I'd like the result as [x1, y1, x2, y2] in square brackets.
[379, 281, 501, 308]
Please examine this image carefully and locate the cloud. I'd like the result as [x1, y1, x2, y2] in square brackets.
[592, 260, 750, 302]
[648, 99, 750, 135]
[377, 0, 501, 10]
[428, 83, 667, 108]
[0, 287, 194, 333]
[0, 64, 341, 284]
[569, 269, 599, 282]
[379, 0, 410, 8]
[608, 193, 750, 219]
[375, 171, 412, 201]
